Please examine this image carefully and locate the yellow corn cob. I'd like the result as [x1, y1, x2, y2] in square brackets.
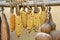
[10, 14, 15, 32]
[15, 15, 23, 37]
[33, 13, 41, 32]
[27, 13, 34, 33]
[40, 11, 47, 25]
[21, 11, 27, 28]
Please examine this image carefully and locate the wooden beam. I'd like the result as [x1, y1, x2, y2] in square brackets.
[0, 1, 60, 7]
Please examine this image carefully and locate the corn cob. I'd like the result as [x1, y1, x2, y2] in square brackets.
[10, 14, 15, 32]
[40, 11, 47, 25]
[15, 15, 23, 37]
[27, 13, 34, 33]
[21, 10, 27, 28]
[33, 13, 41, 32]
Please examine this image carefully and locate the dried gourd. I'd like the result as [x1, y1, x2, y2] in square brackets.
[50, 30, 60, 40]
[1, 13, 10, 40]
[0, 16, 1, 40]
[41, 22, 51, 33]
[48, 7, 56, 30]
[35, 32, 52, 40]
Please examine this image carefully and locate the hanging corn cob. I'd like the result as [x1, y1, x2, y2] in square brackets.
[15, 15, 23, 37]
[33, 3, 41, 32]
[40, 5, 47, 25]
[27, 6, 34, 33]
[21, 7, 27, 28]
[10, 5, 15, 32]
[15, 5, 23, 37]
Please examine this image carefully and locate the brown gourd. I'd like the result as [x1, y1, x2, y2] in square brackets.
[1, 12, 10, 40]
[0, 16, 1, 40]
[35, 32, 52, 40]
[50, 30, 60, 40]
[48, 7, 56, 30]
[40, 19, 51, 33]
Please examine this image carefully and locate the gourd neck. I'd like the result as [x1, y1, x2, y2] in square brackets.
[49, 11, 53, 22]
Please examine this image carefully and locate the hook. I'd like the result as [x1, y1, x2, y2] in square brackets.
[1, 7, 4, 14]
[0, 7, 4, 13]
[49, 6, 51, 12]
[0, 7, 1, 12]
[0, 7, 4, 12]
[1, 7, 4, 12]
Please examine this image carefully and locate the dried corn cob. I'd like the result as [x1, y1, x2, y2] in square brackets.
[40, 11, 47, 25]
[27, 13, 34, 33]
[21, 9, 27, 28]
[10, 14, 15, 32]
[15, 15, 23, 37]
[33, 13, 41, 32]
[40, 5, 47, 25]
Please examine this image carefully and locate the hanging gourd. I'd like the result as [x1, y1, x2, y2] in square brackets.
[27, 5, 34, 33]
[35, 32, 52, 40]
[33, 4, 41, 32]
[10, 5, 15, 32]
[0, 16, 1, 40]
[50, 30, 60, 40]
[40, 19, 51, 33]
[15, 5, 23, 37]
[1, 8, 10, 40]
[48, 6, 56, 30]
[21, 7, 27, 28]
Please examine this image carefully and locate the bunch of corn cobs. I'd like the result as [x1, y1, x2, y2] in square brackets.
[10, 0, 48, 37]
[10, 5, 47, 37]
